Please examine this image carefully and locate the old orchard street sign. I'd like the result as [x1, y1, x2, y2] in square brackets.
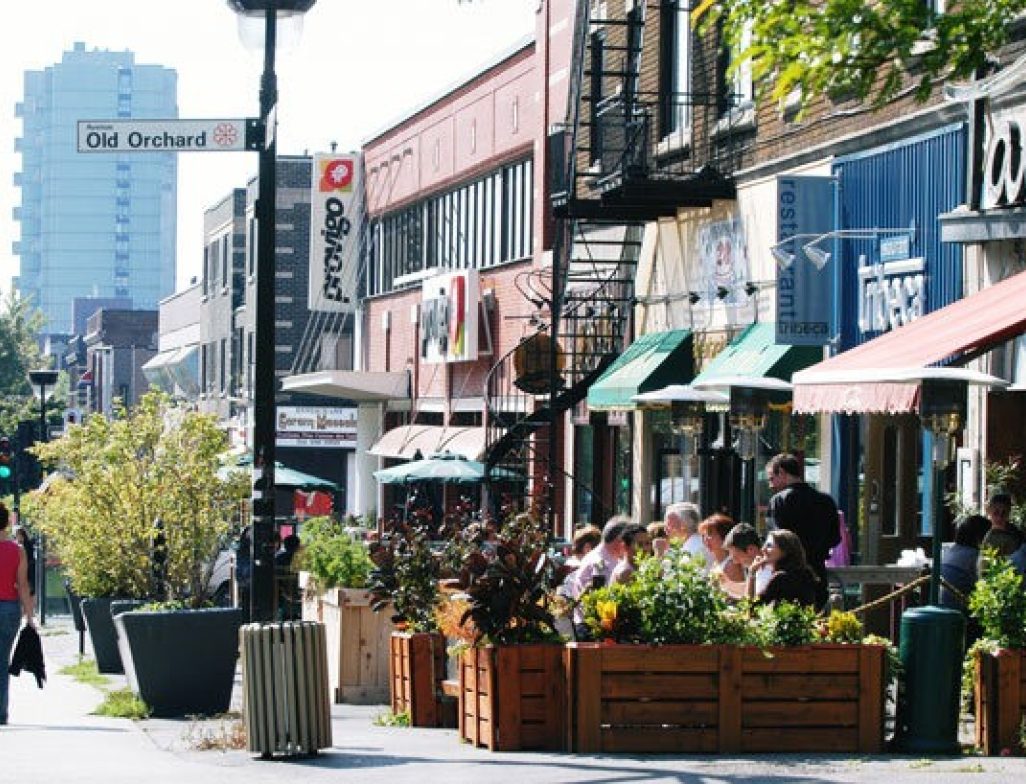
[77, 119, 254, 153]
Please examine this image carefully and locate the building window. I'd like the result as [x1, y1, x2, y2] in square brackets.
[221, 234, 229, 286]
[589, 31, 605, 164]
[248, 217, 256, 276]
[220, 339, 227, 393]
[721, 20, 754, 116]
[659, 1, 691, 137]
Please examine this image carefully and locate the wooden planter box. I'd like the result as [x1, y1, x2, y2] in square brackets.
[975, 648, 1026, 755]
[566, 643, 887, 754]
[300, 582, 394, 704]
[389, 632, 454, 728]
[459, 644, 566, 751]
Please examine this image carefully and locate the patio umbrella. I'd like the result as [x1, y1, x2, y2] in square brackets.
[220, 458, 339, 490]
[374, 452, 522, 485]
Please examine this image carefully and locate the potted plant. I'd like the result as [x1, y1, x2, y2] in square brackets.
[567, 547, 892, 754]
[296, 516, 389, 704]
[456, 513, 567, 751]
[28, 392, 250, 715]
[968, 554, 1026, 755]
[367, 518, 451, 726]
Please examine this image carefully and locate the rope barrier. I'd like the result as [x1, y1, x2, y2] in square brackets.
[839, 574, 967, 616]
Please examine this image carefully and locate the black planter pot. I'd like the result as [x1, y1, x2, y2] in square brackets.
[113, 607, 243, 717]
[80, 598, 145, 674]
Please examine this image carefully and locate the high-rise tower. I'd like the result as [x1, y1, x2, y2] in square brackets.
[13, 42, 177, 336]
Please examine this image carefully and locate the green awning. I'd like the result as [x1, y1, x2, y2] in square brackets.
[691, 322, 821, 386]
[587, 329, 693, 410]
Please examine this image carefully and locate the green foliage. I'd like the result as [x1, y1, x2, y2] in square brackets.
[824, 610, 865, 644]
[697, 0, 1026, 117]
[59, 658, 109, 688]
[93, 688, 150, 720]
[0, 291, 48, 435]
[372, 709, 411, 727]
[755, 601, 819, 647]
[460, 516, 563, 646]
[25, 392, 249, 603]
[581, 581, 644, 643]
[298, 516, 373, 590]
[969, 552, 1026, 648]
[962, 637, 1001, 715]
[632, 547, 731, 645]
[368, 521, 440, 633]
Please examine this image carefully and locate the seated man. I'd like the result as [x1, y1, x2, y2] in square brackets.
[567, 516, 629, 637]
[719, 523, 772, 599]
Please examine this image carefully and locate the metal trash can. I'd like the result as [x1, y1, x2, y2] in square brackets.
[895, 605, 965, 754]
[240, 621, 333, 757]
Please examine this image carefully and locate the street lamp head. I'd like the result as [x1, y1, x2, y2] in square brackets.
[28, 368, 59, 393]
[227, 0, 316, 16]
[769, 242, 796, 269]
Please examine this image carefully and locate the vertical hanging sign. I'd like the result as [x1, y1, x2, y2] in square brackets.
[309, 152, 363, 313]
[775, 176, 835, 346]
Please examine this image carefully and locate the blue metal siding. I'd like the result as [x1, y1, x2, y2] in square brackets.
[832, 124, 966, 351]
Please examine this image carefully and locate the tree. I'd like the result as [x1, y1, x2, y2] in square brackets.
[695, 0, 1026, 114]
[0, 291, 46, 435]
[24, 392, 250, 604]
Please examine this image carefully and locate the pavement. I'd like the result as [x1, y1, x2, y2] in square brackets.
[3, 615, 1026, 784]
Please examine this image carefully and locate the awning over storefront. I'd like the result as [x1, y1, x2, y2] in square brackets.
[586, 329, 693, 410]
[282, 369, 410, 401]
[793, 270, 1026, 414]
[691, 322, 820, 389]
[369, 425, 487, 461]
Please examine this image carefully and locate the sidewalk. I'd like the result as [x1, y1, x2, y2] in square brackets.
[4, 615, 1026, 784]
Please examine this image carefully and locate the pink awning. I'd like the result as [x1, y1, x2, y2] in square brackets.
[793, 270, 1026, 413]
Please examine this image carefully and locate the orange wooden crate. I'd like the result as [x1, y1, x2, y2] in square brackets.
[459, 644, 566, 751]
[974, 648, 1026, 755]
[566, 643, 887, 754]
[389, 632, 450, 728]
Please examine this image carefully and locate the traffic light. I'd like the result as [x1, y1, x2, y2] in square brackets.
[0, 436, 12, 494]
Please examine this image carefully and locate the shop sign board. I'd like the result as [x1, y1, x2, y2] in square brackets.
[309, 152, 363, 313]
[857, 242, 925, 335]
[276, 406, 357, 449]
[775, 175, 835, 346]
[420, 269, 480, 364]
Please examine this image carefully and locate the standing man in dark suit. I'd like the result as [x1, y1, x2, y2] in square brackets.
[765, 453, 841, 609]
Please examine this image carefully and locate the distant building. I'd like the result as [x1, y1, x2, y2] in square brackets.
[12, 42, 177, 337]
[83, 308, 158, 416]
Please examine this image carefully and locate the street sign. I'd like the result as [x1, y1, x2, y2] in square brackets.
[77, 119, 250, 153]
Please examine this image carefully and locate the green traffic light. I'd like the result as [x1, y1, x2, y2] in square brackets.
[0, 465, 10, 479]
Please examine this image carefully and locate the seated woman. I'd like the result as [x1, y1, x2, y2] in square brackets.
[610, 523, 651, 585]
[698, 514, 744, 583]
[747, 529, 819, 607]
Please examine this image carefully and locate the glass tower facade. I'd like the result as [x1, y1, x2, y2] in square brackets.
[13, 43, 178, 336]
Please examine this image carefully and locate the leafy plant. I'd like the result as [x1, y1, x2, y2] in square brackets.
[368, 520, 440, 632]
[298, 516, 373, 590]
[459, 516, 563, 646]
[94, 688, 150, 720]
[756, 601, 819, 647]
[59, 658, 108, 688]
[581, 581, 643, 643]
[823, 610, 865, 644]
[962, 637, 1001, 715]
[969, 553, 1026, 649]
[632, 546, 732, 645]
[373, 709, 411, 727]
[435, 594, 476, 644]
[26, 392, 249, 604]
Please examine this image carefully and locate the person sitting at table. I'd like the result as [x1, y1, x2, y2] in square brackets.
[718, 523, 772, 599]
[610, 523, 651, 585]
[699, 513, 744, 582]
[939, 514, 991, 612]
[746, 529, 819, 607]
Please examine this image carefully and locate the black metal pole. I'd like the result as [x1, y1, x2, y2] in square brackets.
[37, 383, 48, 627]
[249, 5, 278, 623]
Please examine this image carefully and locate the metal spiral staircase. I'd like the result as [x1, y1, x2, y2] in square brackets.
[482, 0, 746, 526]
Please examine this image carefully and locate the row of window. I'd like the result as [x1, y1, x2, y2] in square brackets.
[367, 158, 533, 296]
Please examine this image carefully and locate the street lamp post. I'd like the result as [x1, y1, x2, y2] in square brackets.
[228, 0, 316, 622]
[28, 368, 59, 626]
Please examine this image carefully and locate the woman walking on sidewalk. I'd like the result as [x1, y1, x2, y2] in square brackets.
[0, 502, 35, 725]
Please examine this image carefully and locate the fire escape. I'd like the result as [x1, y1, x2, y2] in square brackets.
[483, 0, 749, 525]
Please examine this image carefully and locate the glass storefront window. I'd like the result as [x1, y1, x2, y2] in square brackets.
[573, 424, 595, 526]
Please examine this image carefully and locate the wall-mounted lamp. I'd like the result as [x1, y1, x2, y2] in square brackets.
[715, 286, 730, 301]
[769, 224, 917, 271]
[687, 292, 701, 305]
[743, 281, 759, 297]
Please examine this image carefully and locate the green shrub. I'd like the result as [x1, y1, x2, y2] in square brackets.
[969, 552, 1026, 649]
[755, 601, 819, 647]
[298, 516, 373, 591]
[581, 581, 644, 643]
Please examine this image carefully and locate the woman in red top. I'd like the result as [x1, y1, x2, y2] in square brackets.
[0, 502, 35, 725]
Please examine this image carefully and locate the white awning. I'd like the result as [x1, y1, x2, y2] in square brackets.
[142, 348, 181, 371]
[282, 370, 410, 401]
[369, 425, 487, 461]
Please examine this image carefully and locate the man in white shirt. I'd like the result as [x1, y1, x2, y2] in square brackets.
[568, 516, 630, 634]
[665, 502, 710, 565]
[720, 523, 772, 599]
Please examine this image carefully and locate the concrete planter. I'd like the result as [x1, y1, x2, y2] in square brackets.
[80, 597, 145, 674]
[114, 607, 243, 717]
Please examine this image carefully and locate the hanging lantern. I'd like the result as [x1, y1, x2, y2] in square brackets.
[513, 331, 566, 395]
